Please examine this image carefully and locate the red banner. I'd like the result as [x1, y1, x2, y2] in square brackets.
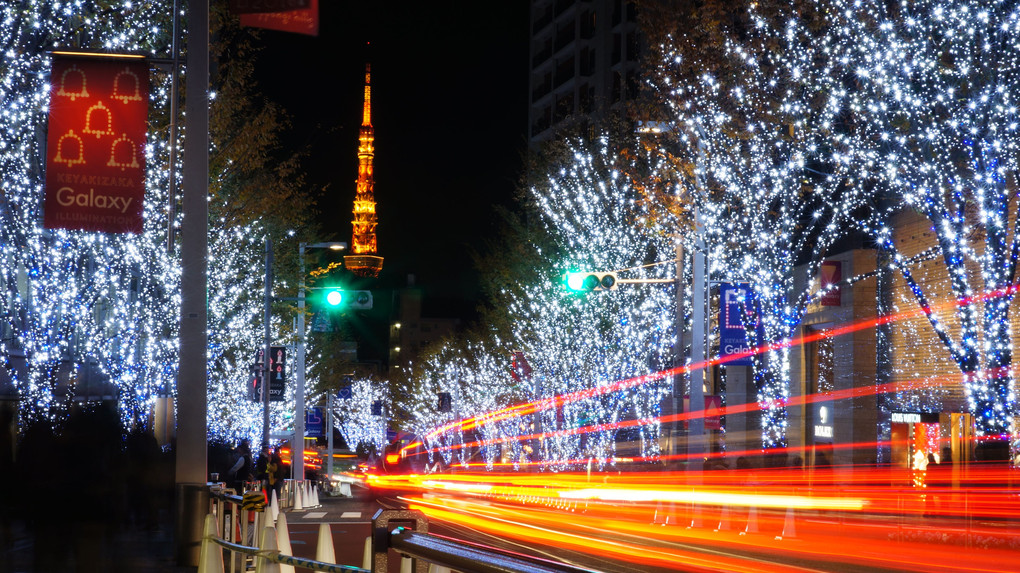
[228, 0, 310, 14]
[683, 395, 723, 430]
[44, 56, 148, 234]
[239, 0, 318, 36]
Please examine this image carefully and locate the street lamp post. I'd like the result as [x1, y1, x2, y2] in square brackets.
[296, 241, 346, 482]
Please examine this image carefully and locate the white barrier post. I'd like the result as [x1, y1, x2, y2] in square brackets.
[199, 514, 224, 573]
[400, 556, 413, 573]
[715, 504, 731, 532]
[276, 512, 295, 573]
[315, 523, 336, 564]
[340, 482, 352, 497]
[777, 506, 796, 540]
[255, 524, 281, 573]
[653, 500, 677, 525]
[687, 491, 702, 529]
[741, 505, 759, 535]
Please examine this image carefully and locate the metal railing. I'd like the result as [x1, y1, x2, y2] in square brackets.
[200, 489, 589, 573]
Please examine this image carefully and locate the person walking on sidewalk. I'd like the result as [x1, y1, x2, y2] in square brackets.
[267, 447, 284, 502]
[227, 440, 252, 493]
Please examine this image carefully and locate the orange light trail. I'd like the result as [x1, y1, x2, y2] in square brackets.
[367, 467, 1020, 572]
[412, 280, 1020, 458]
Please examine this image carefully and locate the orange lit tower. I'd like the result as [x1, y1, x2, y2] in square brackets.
[344, 63, 384, 278]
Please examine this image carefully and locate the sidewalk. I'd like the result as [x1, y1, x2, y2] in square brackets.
[1, 483, 384, 573]
[2, 508, 193, 573]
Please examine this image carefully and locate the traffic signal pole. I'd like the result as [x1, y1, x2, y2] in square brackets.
[263, 238, 273, 450]
[295, 242, 307, 483]
[689, 217, 707, 473]
[175, 0, 208, 565]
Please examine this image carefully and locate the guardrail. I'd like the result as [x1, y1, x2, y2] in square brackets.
[379, 509, 593, 573]
[201, 489, 591, 573]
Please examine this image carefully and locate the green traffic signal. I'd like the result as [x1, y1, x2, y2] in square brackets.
[564, 272, 617, 292]
[326, 289, 344, 306]
[321, 288, 373, 309]
[566, 272, 586, 291]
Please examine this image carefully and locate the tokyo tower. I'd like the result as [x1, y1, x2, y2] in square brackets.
[344, 63, 384, 278]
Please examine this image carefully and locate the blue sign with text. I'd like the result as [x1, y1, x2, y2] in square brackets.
[305, 407, 324, 438]
[719, 283, 757, 366]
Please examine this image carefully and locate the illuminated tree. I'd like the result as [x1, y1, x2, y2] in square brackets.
[331, 375, 389, 456]
[404, 338, 521, 469]
[0, 2, 318, 445]
[822, 0, 1020, 456]
[646, 1, 866, 451]
[0, 1, 179, 425]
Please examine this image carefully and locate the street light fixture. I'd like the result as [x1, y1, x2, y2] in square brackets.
[296, 241, 346, 483]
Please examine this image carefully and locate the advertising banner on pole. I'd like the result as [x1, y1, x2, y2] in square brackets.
[239, 0, 319, 36]
[44, 55, 148, 233]
[305, 407, 324, 438]
[249, 346, 286, 402]
[684, 395, 723, 430]
[719, 283, 757, 366]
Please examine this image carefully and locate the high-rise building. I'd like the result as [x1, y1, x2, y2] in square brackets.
[528, 0, 642, 148]
[344, 63, 384, 278]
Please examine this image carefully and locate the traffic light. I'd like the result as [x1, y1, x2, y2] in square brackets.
[322, 288, 373, 309]
[564, 271, 617, 291]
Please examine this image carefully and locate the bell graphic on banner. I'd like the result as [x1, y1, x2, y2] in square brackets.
[56, 65, 89, 101]
[83, 101, 114, 139]
[107, 134, 139, 170]
[54, 130, 86, 168]
[112, 67, 143, 104]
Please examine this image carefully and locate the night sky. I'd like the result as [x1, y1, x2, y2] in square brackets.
[252, 3, 530, 322]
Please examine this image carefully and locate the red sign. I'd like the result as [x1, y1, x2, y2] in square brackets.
[510, 351, 532, 383]
[44, 56, 148, 234]
[683, 395, 723, 430]
[820, 260, 842, 307]
[228, 0, 310, 14]
[239, 0, 318, 36]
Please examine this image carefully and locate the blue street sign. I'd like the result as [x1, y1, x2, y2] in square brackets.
[719, 283, 757, 366]
[306, 406, 324, 438]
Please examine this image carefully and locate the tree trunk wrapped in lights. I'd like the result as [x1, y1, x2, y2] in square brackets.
[645, 2, 867, 453]
[1, 2, 317, 444]
[822, 0, 1020, 458]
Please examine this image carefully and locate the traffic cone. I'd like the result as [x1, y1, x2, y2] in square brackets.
[311, 483, 320, 507]
[293, 484, 304, 511]
[199, 514, 224, 573]
[776, 506, 796, 540]
[340, 482, 352, 497]
[276, 512, 295, 573]
[316, 523, 336, 564]
[255, 524, 279, 573]
[271, 489, 280, 523]
[362, 536, 372, 570]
